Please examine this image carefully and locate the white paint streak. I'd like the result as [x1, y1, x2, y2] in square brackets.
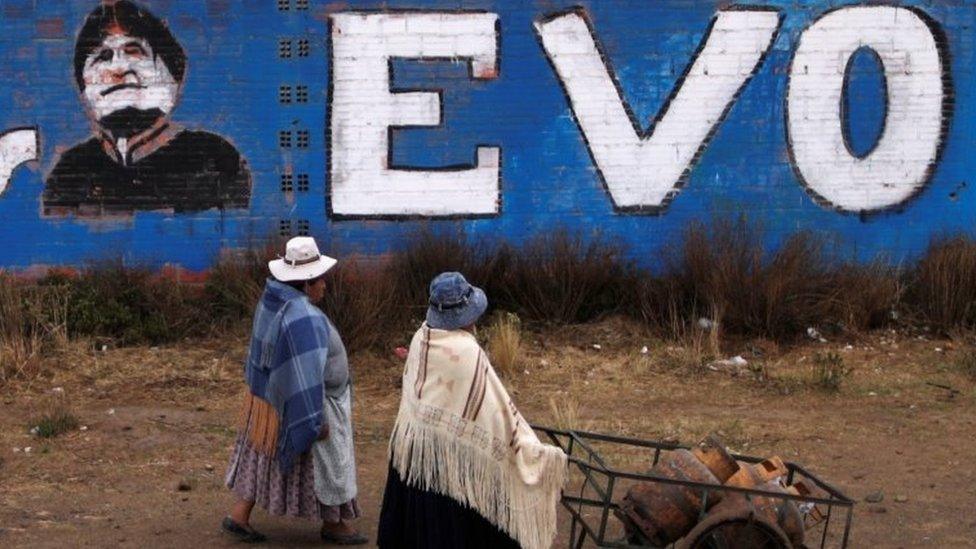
[0, 129, 38, 196]
[535, 9, 780, 210]
[330, 12, 500, 217]
[788, 6, 945, 212]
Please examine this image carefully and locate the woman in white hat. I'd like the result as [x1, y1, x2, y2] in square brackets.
[222, 236, 367, 545]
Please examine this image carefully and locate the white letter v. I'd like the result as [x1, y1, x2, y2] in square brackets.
[535, 8, 781, 212]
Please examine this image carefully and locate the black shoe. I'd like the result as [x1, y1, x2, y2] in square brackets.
[222, 516, 267, 543]
[320, 527, 369, 546]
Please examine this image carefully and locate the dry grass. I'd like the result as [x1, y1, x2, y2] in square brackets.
[636, 219, 906, 342]
[29, 391, 79, 439]
[547, 394, 593, 432]
[502, 231, 632, 324]
[486, 311, 522, 377]
[665, 221, 835, 339]
[906, 237, 976, 333]
[204, 242, 278, 325]
[811, 351, 853, 392]
[953, 347, 976, 380]
[386, 229, 507, 324]
[1, 273, 69, 385]
[830, 261, 902, 331]
[321, 259, 400, 352]
[5, 227, 976, 364]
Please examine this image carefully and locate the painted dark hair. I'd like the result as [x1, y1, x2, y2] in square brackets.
[73, 0, 186, 90]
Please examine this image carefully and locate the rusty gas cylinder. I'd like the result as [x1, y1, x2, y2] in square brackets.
[789, 479, 827, 529]
[691, 436, 738, 483]
[725, 456, 787, 489]
[721, 456, 803, 546]
[750, 481, 805, 547]
[676, 497, 793, 549]
[618, 449, 723, 546]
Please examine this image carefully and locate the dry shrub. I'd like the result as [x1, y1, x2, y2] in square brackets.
[321, 259, 399, 352]
[830, 261, 901, 331]
[906, 237, 976, 332]
[670, 220, 832, 339]
[29, 390, 78, 438]
[1, 273, 68, 385]
[638, 218, 901, 342]
[205, 242, 278, 325]
[954, 347, 976, 380]
[661, 322, 719, 373]
[811, 351, 852, 392]
[502, 230, 632, 324]
[387, 229, 508, 323]
[486, 311, 522, 377]
[47, 261, 205, 345]
[547, 394, 593, 432]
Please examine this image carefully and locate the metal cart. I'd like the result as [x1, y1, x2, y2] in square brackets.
[534, 426, 855, 548]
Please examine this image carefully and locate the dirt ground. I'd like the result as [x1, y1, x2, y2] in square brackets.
[1, 318, 975, 548]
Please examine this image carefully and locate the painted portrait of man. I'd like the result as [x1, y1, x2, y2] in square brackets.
[43, 0, 251, 217]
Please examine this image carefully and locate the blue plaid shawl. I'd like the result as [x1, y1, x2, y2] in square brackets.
[244, 278, 329, 473]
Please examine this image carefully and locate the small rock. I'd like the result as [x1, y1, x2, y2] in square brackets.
[935, 347, 943, 353]
[29, 427, 39, 436]
[176, 479, 193, 492]
[204, 464, 214, 472]
[864, 491, 884, 503]
[23, 447, 32, 453]
[51, 387, 65, 395]
[523, 369, 530, 375]
[640, 346, 649, 355]
[107, 408, 116, 415]
[806, 327, 822, 340]
[868, 392, 877, 397]
[80, 426, 88, 432]
[591, 344, 602, 350]
[698, 318, 716, 330]
[894, 494, 908, 503]
[539, 359, 549, 367]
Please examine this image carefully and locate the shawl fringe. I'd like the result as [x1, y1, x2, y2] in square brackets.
[390, 412, 566, 549]
[237, 392, 280, 456]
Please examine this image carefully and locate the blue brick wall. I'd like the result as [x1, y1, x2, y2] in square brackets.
[0, 0, 973, 271]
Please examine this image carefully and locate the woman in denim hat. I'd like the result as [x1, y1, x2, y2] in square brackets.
[377, 272, 567, 549]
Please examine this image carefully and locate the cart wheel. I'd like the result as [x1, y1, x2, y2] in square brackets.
[676, 506, 793, 549]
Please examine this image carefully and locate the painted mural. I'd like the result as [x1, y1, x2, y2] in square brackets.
[0, 1, 972, 270]
[43, 1, 251, 217]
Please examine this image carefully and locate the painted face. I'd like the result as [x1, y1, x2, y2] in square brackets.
[82, 33, 179, 121]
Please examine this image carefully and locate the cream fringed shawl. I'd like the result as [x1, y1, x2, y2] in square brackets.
[389, 324, 568, 549]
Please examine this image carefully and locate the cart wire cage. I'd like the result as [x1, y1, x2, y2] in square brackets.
[534, 426, 855, 549]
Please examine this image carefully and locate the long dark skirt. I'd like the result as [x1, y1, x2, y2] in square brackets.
[377, 464, 521, 549]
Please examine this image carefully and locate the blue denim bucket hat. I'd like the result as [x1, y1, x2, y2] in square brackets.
[426, 272, 488, 330]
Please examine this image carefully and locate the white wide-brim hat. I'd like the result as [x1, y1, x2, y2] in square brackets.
[268, 236, 337, 282]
